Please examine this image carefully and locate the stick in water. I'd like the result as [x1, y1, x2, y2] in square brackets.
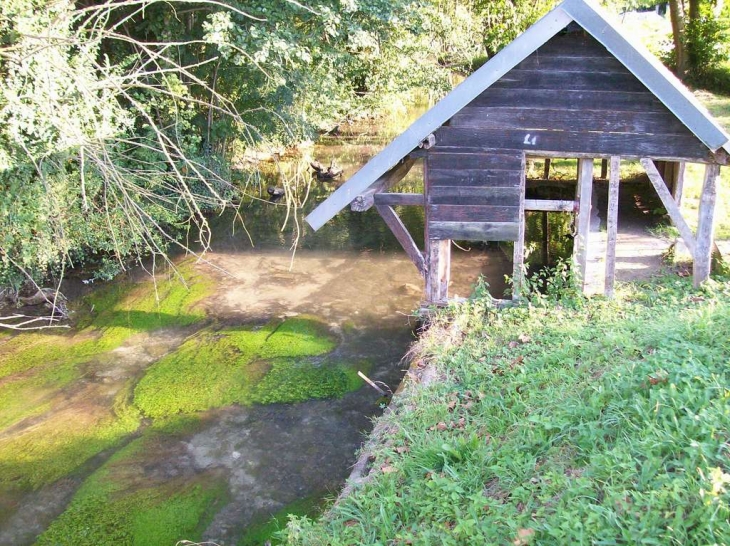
[358, 371, 387, 396]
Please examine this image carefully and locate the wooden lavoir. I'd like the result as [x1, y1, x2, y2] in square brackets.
[306, 0, 728, 304]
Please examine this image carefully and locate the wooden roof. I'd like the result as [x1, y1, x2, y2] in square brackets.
[306, 0, 729, 231]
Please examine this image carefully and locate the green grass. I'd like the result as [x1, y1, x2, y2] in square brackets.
[285, 275, 730, 545]
[35, 427, 226, 546]
[133, 317, 364, 417]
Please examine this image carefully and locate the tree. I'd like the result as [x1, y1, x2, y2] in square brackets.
[0, 0, 455, 329]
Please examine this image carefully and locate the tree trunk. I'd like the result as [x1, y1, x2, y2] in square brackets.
[669, 0, 688, 79]
[689, 0, 700, 21]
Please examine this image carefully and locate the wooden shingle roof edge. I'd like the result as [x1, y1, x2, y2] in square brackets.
[305, 0, 730, 231]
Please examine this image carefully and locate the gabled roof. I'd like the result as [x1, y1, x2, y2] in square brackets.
[306, 0, 730, 231]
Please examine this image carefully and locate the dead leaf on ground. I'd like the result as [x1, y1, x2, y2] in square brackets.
[518, 334, 531, 344]
[508, 341, 519, 349]
[381, 465, 397, 474]
[344, 520, 358, 527]
[513, 528, 535, 546]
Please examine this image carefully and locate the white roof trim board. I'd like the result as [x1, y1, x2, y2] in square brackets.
[306, 0, 729, 231]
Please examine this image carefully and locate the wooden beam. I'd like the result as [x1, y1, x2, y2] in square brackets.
[373, 193, 424, 206]
[600, 158, 608, 179]
[375, 204, 425, 277]
[512, 155, 527, 300]
[693, 163, 720, 287]
[605, 156, 620, 297]
[574, 158, 594, 290]
[524, 199, 577, 212]
[640, 158, 696, 256]
[351, 157, 416, 212]
[373, 193, 426, 207]
[543, 158, 551, 180]
[672, 161, 686, 206]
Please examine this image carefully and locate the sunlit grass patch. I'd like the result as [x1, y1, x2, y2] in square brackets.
[285, 277, 730, 545]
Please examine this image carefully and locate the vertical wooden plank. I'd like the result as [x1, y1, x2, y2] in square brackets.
[574, 158, 594, 291]
[425, 239, 450, 303]
[543, 158, 551, 180]
[604, 156, 620, 297]
[600, 158, 608, 179]
[437, 239, 451, 300]
[693, 164, 720, 287]
[672, 161, 686, 207]
[512, 154, 527, 300]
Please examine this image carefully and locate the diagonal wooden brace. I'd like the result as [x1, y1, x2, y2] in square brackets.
[640, 158, 696, 258]
[375, 204, 425, 277]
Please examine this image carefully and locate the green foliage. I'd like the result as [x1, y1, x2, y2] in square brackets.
[285, 276, 730, 544]
[476, 0, 554, 56]
[685, 6, 730, 87]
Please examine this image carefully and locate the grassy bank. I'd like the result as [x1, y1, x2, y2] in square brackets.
[285, 274, 730, 545]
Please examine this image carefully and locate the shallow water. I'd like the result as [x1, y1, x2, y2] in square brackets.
[0, 104, 513, 545]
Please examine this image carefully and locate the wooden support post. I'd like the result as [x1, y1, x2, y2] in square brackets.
[605, 156, 620, 297]
[375, 204, 425, 277]
[574, 158, 594, 291]
[672, 161, 686, 206]
[543, 158, 551, 180]
[425, 239, 450, 303]
[641, 158, 696, 256]
[693, 164, 720, 287]
[512, 155, 527, 300]
[600, 158, 608, 179]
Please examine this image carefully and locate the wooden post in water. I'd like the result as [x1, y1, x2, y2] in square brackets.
[694, 163, 720, 287]
[604, 156, 620, 297]
[425, 239, 451, 303]
[574, 158, 594, 291]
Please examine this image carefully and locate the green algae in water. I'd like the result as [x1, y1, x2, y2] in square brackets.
[0, 260, 214, 434]
[238, 493, 328, 546]
[36, 431, 226, 546]
[0, 260, 214, 383]
[251, 358, 369, 405]
[133, 317, 359, 417]
[0, 381, 141, 491]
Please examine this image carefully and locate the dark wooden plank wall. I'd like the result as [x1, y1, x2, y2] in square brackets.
[427, 151, 522, 241]
[435, 30, 714, 163]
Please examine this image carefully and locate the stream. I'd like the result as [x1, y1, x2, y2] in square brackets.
[0, 103, 513, 546]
